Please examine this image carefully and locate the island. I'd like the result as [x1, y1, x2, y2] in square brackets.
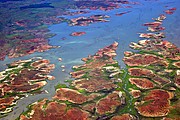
[70, 32, 86, 36]
[0, 58, 55, 117]
[0, 0, 136, 61]
[68, 15, 110, 26]
[16, 11, 180, 120]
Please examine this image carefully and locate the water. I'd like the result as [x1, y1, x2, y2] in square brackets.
[20, 3, 54, 10]
[0, 0, 180, 119]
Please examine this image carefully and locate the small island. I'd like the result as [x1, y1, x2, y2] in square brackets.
[70, 32, 86, 36]
[68, 15, 110, 26]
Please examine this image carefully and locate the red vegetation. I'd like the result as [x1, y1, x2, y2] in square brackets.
[3, 59, 54, 93]
[129, 78, 154, 89]
[31, 59, 50, 68]
[136, 89, 173, 117]
[128, 39, 180, 60]
[173, 61, 180, 68]
[123, 12, 180, 119]
[143, 21, 162, 27]
[94, 42, 118, 60]
[153, 14, 166, 22]
[124, 51, 134, 57]
[70, 70, 86, 79]
[148, 26, 165, 32]
[139, 32, 165, 39]
[153, 76, 170, 86]
[71, 79, 117, 92]
[111, 113, 135, 120]
[123, 54, 164, 66]
[53, 88, 88, 104]
[19, 42, 123, 119]
[130, 90, 141, 98]
[128, 67, 170, 86]
[128, 68, 154, 77]
[8, 38, 58, 59]
[137, 99, 170, 117]
[164, 7, 176, 15]
[175, 75, 180, 88]
[144, 89, 173, 100]
[70, 42, 119, 93]
[0, 58, 55, 114]
[63, 10, 89, 16]
[75, 0, 121, 11]
[53, 88, 100, 104]
[81, 103, 96, 112]
[20, 100, 90, 120]
[96, 92, 123, 115]
[0, 97, 17, 111]
[69, 15, 110, 26]
[70, 32, 86, 36]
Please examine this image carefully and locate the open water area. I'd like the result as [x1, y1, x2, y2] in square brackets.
[0, 0, 180, 119]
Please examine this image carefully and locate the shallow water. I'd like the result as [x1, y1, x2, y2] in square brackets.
[0, 0, 180, 119]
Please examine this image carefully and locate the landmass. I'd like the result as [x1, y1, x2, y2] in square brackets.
[17, 42, 130, 120]
[17, 40, 180, 119]
[16, 10, 180, 120]
[0, 58, 55, 117]
[70, 32, 86, 36]
[123, 12, 179, 119]
[0, 0, 179, 119]
[68, 15, 110, 26]
[0, 0, 137, 60]
[164, 7, 177, 15]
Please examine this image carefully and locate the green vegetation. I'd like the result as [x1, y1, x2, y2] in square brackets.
[28, 87, 43, 94]
[42, 100, 50, 109]
[77, 89, 87, 94]
[118, 68, 137, 115]
[0, 58, 56, 118]
[22, 62, 33, 69]
[54, 83, 67, 90]
[139, 50, 164, 58]
[64, 79, 73, 83]
[85, 59, 94, 64]
[0, 114, 8, 118]
[166, 88, 180, 118]
[20, 102, 35, 118]
[71, 67, 86, 72]
[105, 62, 119, 68]
[81, 72, 90, 79]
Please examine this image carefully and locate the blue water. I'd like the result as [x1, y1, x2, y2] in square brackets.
[1, 0, 180, 119]
[20, 3, 54, 10]
[0, 0, 23, 2]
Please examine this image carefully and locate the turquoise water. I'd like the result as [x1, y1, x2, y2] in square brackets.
[0, 0, 180, 119]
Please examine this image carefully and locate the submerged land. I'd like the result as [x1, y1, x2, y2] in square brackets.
[0, 0, 180, 120]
